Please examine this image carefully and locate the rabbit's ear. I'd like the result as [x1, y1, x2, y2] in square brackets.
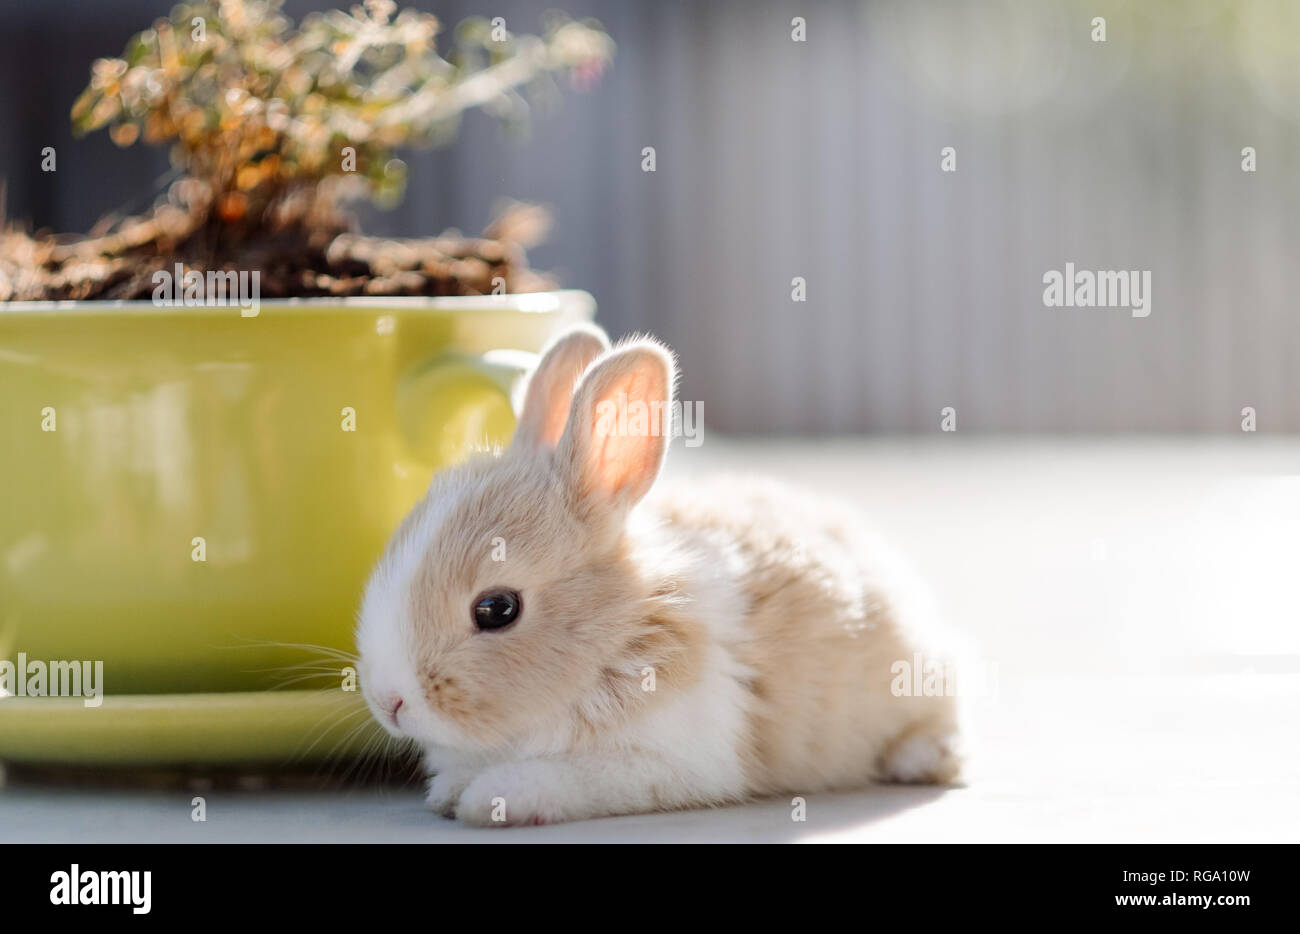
[513, 323, 611, 450]
[558, 338, 676, 515]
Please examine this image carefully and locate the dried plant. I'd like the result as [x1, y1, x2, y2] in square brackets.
[70, 0, 613, 238]
[0, 0, 612, 301]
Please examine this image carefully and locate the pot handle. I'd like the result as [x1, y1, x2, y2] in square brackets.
[395, 348, 538, 468]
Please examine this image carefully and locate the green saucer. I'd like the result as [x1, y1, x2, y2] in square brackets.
[0, 690, 389, 768]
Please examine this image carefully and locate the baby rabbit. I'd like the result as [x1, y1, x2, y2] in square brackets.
[356, 324, 961, 826]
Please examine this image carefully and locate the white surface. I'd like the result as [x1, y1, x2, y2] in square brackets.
[3, 436, 1298, 842]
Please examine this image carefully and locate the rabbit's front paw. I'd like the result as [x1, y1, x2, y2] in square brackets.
[424, 768, 478, 818]
[454, 761, 575, 827]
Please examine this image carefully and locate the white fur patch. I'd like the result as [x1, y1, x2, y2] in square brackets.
[355, 483, 462, 744]
[881, 733, 957, 783]
[606, 516, 756, 801]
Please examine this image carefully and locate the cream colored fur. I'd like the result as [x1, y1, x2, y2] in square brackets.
[356, 325, 962, 826]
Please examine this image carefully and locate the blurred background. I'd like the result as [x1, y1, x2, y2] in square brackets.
[1, 0, 1297, 434]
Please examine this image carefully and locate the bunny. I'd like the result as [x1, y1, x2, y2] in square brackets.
[356, 323, 962, 826]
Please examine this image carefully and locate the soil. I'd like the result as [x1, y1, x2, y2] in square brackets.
[0, 198, 555, 302]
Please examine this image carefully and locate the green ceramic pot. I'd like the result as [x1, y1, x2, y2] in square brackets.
[0, 291, 594, 766]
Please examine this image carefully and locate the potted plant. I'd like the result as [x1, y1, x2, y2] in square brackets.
[0, 0, 611, 772]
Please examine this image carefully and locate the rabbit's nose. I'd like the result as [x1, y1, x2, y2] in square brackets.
[385, 696, 405, 726]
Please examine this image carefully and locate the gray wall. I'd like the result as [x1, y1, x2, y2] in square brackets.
[2, 0, 1297, 432]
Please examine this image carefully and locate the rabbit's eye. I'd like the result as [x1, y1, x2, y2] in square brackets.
[472, 589, 522, 631]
